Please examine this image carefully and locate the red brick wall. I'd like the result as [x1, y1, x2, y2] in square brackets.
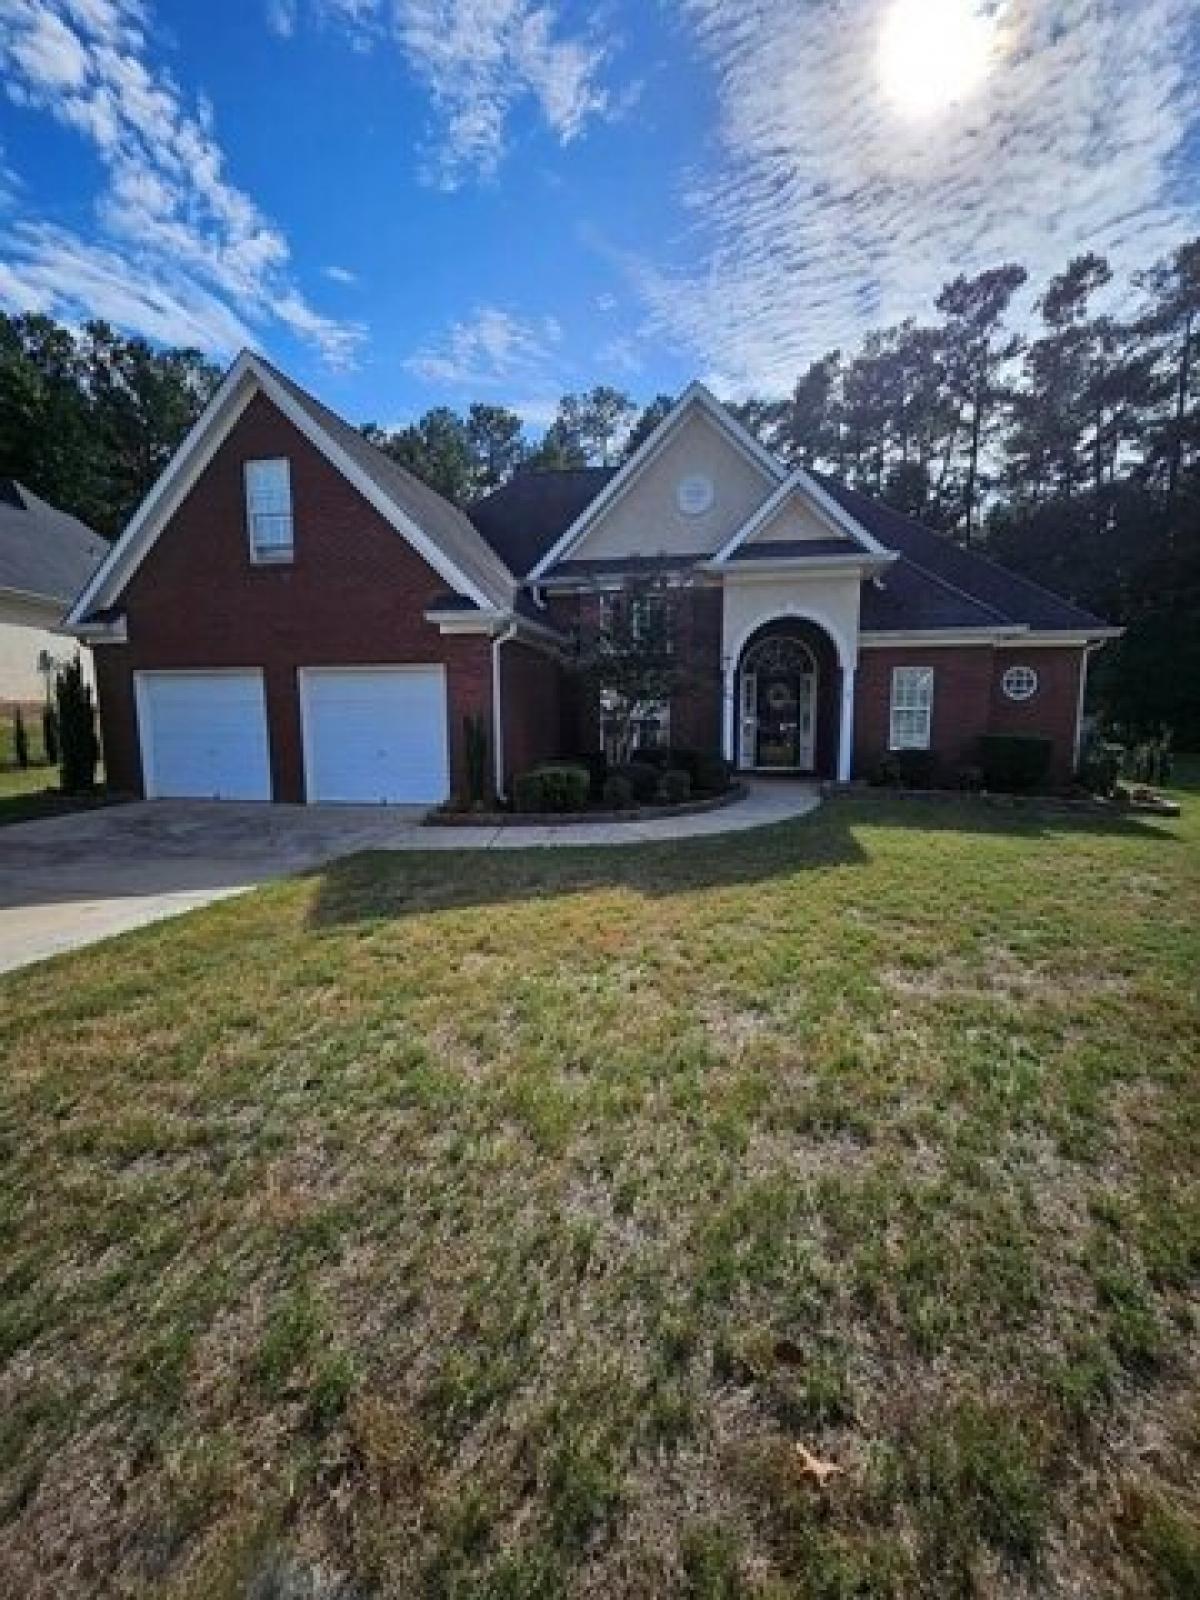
[854, 644, 1084, 783]
[94, 391, 493, 801]
[989, 646, 1084, 784]
[499, 640, 565, 785]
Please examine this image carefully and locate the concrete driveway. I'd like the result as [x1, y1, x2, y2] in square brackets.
[0, 782, 820, 974]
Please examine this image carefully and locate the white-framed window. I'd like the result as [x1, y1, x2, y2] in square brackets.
[244, 458, 294, 563]
[1001, 664, 1039, 702]
[890, 666, 934, 750]
[600, 692, 671, 759]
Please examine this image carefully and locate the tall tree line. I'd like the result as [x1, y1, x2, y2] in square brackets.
[0, 314, 222, 538]
[2, 236, 1196, 741]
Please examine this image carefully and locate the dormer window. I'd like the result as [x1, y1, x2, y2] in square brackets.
[245, 458, 294, 563]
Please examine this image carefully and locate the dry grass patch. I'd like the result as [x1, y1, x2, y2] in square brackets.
[0, 783, 1197, 1596]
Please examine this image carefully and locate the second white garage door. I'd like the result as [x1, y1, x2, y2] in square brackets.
[300, 666, 450, 804]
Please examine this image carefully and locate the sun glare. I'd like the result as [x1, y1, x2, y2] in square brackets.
[878, 0, 999, 119]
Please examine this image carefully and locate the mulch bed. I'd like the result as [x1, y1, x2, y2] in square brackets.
[426, 783, 745, 828]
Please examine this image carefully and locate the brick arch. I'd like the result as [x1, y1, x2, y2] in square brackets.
[733, 616, 842, 777]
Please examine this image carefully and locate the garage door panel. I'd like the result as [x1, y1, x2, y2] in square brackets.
[301, 667, 448, 804]
[137, 671, 271, 801]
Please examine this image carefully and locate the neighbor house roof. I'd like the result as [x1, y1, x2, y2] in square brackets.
[0, 480, 106, 610]
[470, 467, 616, 579]
[814, 475, 1113, 634]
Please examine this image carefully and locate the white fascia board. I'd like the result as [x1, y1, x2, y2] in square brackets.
[1020, 628, 1124, 646]
[858, 627, 1027, 647]
[68, 616, 129, 644]
[707, 554, 894, 580]
[712, 465, 889, 563]
[525, 381, 787, 583]
[65, 352, 259, 627]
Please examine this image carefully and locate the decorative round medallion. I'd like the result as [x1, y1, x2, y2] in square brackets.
[677, 473, 714, 515]
[1001, 664, 1039, 702]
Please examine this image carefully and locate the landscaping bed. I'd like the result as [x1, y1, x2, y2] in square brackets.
[428, 782, 745, 827]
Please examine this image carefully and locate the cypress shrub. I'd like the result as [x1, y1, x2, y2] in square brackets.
[55, 658, 100, 793]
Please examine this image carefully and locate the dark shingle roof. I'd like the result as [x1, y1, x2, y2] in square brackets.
[469, 468, 616, 579]
[814, 475, 1111, 632]
[0, 480, 106, 609]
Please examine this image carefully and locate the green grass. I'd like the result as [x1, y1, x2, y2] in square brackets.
[0, 779, 1197, 1596]
[0, 706, 113, 826]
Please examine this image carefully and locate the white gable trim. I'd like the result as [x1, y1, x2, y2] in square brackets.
[712, 466, 890, 564]
[525, 381, 787, 583]
[66, 351, 497, 629]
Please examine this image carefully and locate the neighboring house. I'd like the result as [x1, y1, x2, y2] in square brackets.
[1, 480, 104, 705]
[65, 352, 1119, 804]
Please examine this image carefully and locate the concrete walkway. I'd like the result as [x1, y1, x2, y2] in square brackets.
[0, 780, 820, 974]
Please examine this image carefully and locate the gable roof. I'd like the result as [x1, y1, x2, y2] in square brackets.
[470, 467, 616, 579]
[0, 480, 106, 609]
[711, 464, 891, 562]
[526, 382, 787, 582]
[814, 476, 1113, 633]
[67, 350, 516, 628]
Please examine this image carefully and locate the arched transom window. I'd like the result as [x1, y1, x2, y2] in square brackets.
[742, 635, 817, 677]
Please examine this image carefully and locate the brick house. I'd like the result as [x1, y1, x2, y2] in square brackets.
[66, 352, 1118, 803]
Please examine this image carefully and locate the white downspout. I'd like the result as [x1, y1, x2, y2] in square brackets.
[1073, 643, 1096, 774]
[491, 622, 518, 802]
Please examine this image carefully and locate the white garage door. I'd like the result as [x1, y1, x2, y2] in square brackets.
[136, 671, 271, 800]
[300, 666, 449, 804]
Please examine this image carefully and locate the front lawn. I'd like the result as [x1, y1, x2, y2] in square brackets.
[1, 785, 1197, 1597]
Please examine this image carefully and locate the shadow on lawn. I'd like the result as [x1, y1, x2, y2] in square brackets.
[306, 793, 1181, 931]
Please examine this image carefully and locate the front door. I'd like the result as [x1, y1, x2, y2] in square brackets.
[754, 667, 815, 769]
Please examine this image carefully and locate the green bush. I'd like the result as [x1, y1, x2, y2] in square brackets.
[661, 768, 691, 804]
[602, 773, 634, 809]
[976, 734, 1053, 793]
[629, 745, 669, 770]
[685, 752, 732, 794]
[874, 750, 939, 788]
[573, 750, 608, 800]
[1080, 740, 1124, 797]
[610, 760, 660, 803]
[512, 764, 590, 813]
[55, 658, 99, 793]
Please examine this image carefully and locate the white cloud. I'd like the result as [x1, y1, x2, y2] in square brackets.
[0, 0, 362, 363]
[406, 305, 564, 388]
[324, 263, 358, 284]
[622, 0, 1200, 394]
[286, 0, 611, 187]
[265, 0, 296, 37]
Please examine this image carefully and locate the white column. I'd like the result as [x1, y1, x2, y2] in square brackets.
[837, 664, 856, 782]
[722, 660, 735, 761]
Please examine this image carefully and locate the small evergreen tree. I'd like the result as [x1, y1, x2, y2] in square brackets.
[11, 706, 29, 768]
[42, 701, 59, 765]
[55, 657, 99, 793]
[463, 712, 490, 808]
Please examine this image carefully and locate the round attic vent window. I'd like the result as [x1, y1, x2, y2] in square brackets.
[1002, 664, 1039, 701]
[677, 474, 714, 515]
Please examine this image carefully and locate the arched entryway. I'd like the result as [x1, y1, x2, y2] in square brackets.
[734, 619, 842, 776]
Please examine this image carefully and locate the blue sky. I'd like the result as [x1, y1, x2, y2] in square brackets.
[1, 0, 1199, 432]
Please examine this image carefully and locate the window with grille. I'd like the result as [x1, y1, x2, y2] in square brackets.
[889, 666, 934, 750]
[244, 458, 294, 562]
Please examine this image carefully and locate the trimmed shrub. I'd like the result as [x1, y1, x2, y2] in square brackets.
[55, 658, 99, 793]
[687, 752, 733, 794]
[512, 764, 589, 814]
[874, 750, 939, 788]
[572, 750, 608, 801]
[629, 745, 670, 770]
[602, 773, 634, 809]
[661, 768, 691, 805]
[976, 734, 1053, 793]
[610, 760, 660, 804]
